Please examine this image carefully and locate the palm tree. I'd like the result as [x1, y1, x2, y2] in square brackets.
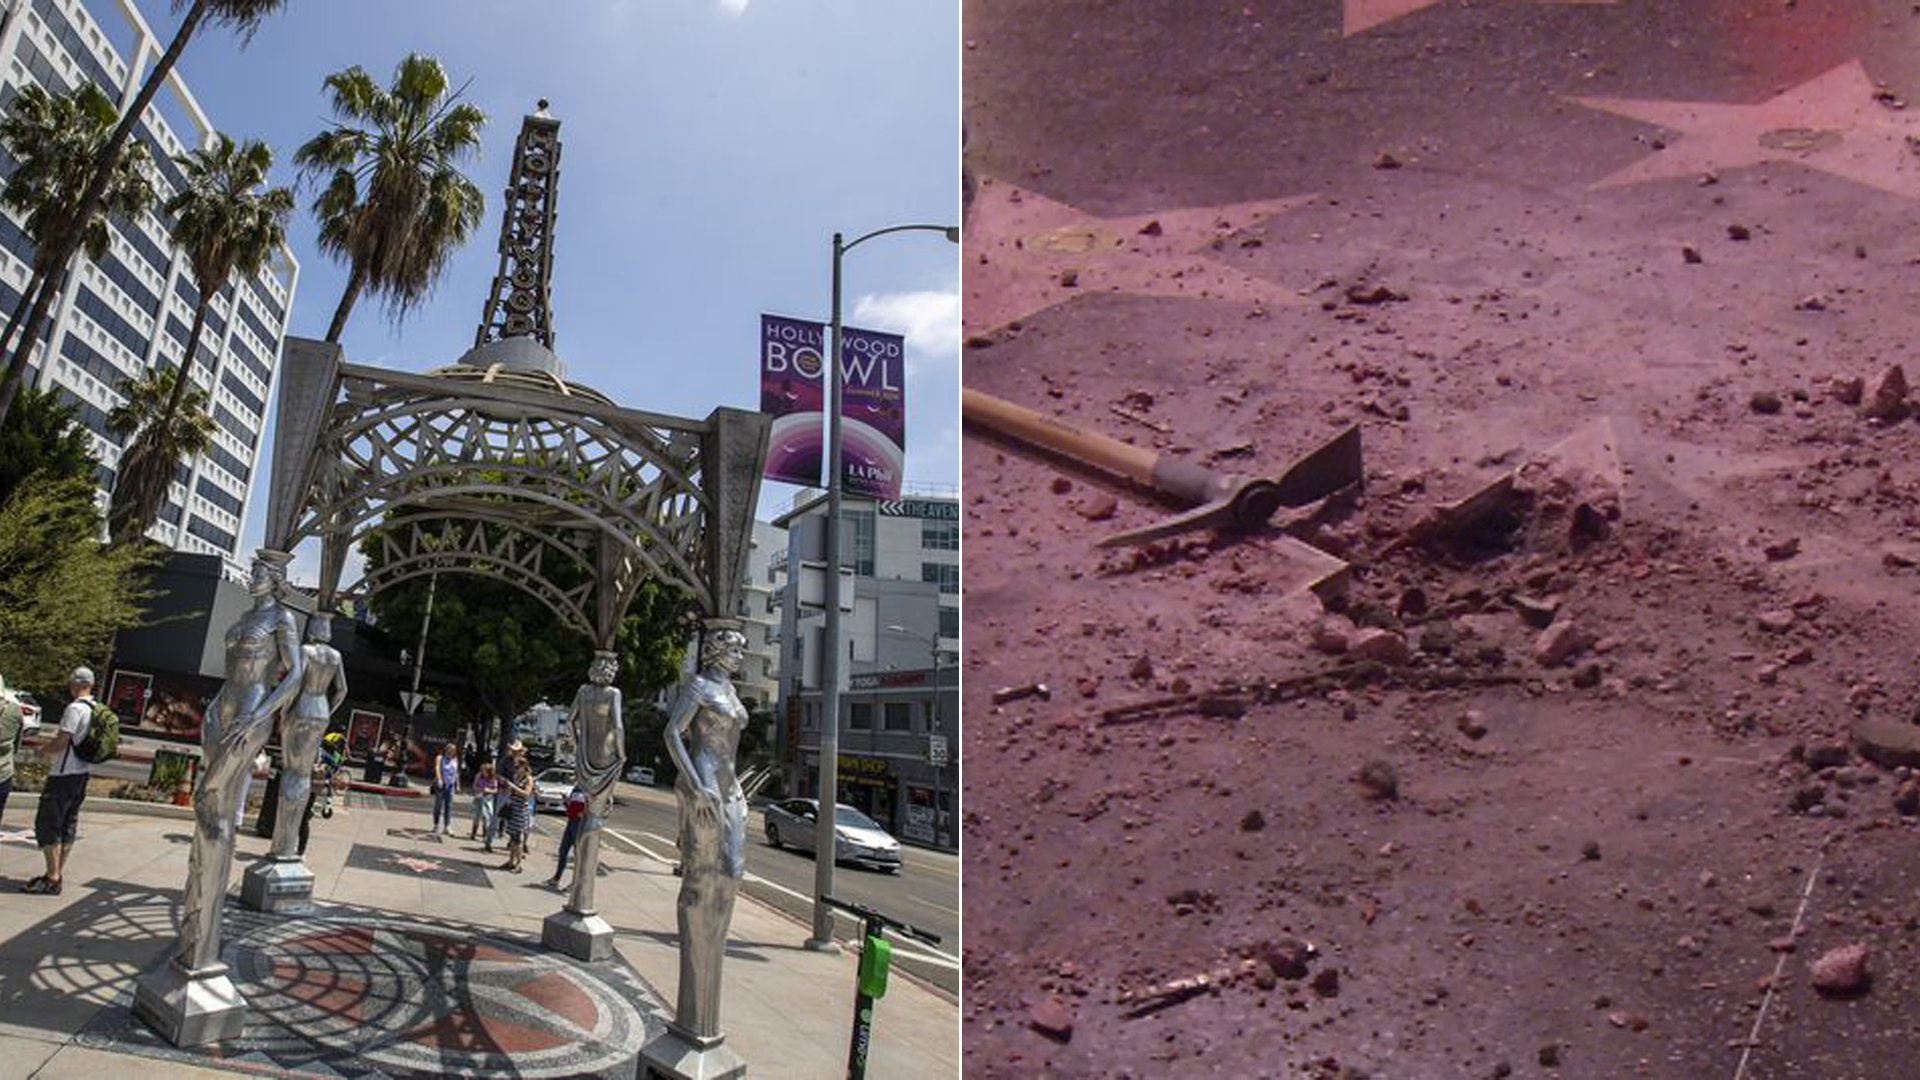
[294, 54, 486, 342]
[0, 84, 154, 422]
[104, 366, 214, 546]
[107, 135, 291, 544]
[0, 0, 289, 431]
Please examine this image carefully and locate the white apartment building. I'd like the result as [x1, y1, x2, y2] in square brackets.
[0, 0, 298, 578]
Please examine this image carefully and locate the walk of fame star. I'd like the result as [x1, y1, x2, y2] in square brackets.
[390, 853, 447, 874]
[963, 178, 1313, 335]
[1345, 0, 1614, 37]
[1572, 60, 1920, 200]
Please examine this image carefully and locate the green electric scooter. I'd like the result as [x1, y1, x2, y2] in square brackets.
[823, 895, 943, 1080]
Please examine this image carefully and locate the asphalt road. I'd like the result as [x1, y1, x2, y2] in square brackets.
[595, 782, 961, 997]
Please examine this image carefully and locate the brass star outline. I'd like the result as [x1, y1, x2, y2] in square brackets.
[963, 179, 1313, 336]
[1571, 60, 1920, 199]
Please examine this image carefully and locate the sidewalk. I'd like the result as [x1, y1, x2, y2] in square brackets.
[0, 791, 958, 1079]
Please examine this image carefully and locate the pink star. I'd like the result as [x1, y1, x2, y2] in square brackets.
[1571, 61, 1920, 199]
[391, 854, 445, 874]
[1345, 0, 1613, 36]
[963, 179, 1313, 335]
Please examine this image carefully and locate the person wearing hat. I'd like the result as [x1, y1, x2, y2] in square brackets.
[27, 667, 96, 894]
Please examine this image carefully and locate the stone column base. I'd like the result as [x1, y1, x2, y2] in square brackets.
[542, 907, 615, 962]
[639, 1024, 747, 1080]
[133, 958, 247, 1047]
[240, 857, 315, 913]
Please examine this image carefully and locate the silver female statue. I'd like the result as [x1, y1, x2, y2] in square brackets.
[177, 550, 304, 972]
[663, 624, 750, 1038]
[564, 650, 624, 913]
[271, 614, 347, 859]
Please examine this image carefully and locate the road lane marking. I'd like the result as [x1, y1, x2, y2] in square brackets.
[603, 827, 960, 970]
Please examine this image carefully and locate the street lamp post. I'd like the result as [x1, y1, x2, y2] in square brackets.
[807, 223, 958, 952]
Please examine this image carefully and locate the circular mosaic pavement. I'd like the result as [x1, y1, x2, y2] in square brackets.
[85, 903, 667, 1079]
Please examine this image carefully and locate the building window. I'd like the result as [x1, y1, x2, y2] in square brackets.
[921, 562, 959, 595]
[884, 702, 913, 732]
[845, 509, 877, 576]
[802, 702, 816, 731]
[849, 702, 873, 731]
[921, 519, 958, 551]
[939, 606, 958, 639]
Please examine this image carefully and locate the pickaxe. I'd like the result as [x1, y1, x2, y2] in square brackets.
[962, 387, 1363, 547]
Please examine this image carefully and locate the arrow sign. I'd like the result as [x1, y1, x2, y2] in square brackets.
[400, 691, 424, 715]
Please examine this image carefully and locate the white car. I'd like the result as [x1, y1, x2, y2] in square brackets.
[10, 691, 39, 729]
[762, 799, 903, 872]
[532, 767, 575, 813]
[624, 765, 655, 786]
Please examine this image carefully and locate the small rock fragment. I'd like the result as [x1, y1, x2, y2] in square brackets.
[1028, 997, 1074, 1041]
[1456, 711, 1489, 740]
[1864, 364, 1910, 422]
[1810, 943, 1871, 996]
[1349, 628, 1410, 666]
[1755, 609, 1796, 633]
[1763, 536, 1801, 561]
[1534, 620, 1595, 668]
[1682, 245, 1703, 264]
[1374, 150, 1402, 169]
[1750, 390, 1782, 414]
[1727, 223, 1752, 241]
[1310, 968, 1340, 997]
[1358, 760, 1399, 801]
[1081, 493, 1119, 521]
[1311, 615, 1356, 654]
[1128, 655, 1155, 681]
[1240, 808, 1267, 832]
[1830, 376, 1865, 405]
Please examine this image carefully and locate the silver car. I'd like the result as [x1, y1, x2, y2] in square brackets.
[532, 767, 574, 813]
[762, 799, 902, 873]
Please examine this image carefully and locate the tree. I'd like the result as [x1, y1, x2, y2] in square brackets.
[104, 366, 216, 545]
[359, 524, 697, 757]
[0, 84, 154, 423]
[0, 386, 94, 507]
[0, 0, 289, 431]
[294, 54, 486, 342]
[108, 135, 290, 542]
[0, 473, 156, 691]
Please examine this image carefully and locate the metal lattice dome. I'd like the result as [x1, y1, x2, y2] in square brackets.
[428, 336, 612, 405]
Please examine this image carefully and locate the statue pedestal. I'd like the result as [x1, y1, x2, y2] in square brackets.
[133, 958, 247, 1047]
[542, 907, 615, 962]
[639, 1024, 747, 1080]
[240, 857, 314, 913]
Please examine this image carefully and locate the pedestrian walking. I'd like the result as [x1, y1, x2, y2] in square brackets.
[469, 762, 500, 851]
[498, 757, 534, 873]
[27, 668, 95, 894]
[546, 783, 587, 888]
[0, 675, 20, 830]
[430, 742, 459, 833]
[488, 739, 523, 846]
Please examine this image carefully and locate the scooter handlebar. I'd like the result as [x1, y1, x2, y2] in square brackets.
[822, 895, 942, 947]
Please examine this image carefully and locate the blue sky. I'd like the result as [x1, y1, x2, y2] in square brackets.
[127, 0, 959, 579]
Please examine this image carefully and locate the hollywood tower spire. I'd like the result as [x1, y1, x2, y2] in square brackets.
[475, 99, 562, 351]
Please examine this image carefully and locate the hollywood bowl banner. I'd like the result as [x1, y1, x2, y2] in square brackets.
[759, 314, 827, 488]
[836, 325, 906, 498]
[759, 315, 907, 498]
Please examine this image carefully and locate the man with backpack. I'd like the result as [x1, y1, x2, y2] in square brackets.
[28, 667, 117, 895]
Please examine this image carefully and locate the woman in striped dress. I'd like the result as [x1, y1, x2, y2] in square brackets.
[498, 757, 534, 872]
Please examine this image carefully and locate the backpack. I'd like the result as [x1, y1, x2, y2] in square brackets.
[74, 700, 120, 764]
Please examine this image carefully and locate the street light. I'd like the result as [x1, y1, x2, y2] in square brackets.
[807, 222, 958, 952]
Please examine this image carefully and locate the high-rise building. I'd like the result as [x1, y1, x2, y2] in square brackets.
[770, 490, 959, 850]
[0, 0, 298, 579]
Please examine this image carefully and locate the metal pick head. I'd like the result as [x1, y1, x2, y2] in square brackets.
[1099, 477, 1286, 548]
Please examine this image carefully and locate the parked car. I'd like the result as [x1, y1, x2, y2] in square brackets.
[624, 765, 656, 786]
[9, 690, 39, 729]
[532, 767, 574, 813]
[761, 799, 902, 872]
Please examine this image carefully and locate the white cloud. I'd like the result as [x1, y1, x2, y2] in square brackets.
[718, 0, 750, 15]
[851, 289, 959, 374]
